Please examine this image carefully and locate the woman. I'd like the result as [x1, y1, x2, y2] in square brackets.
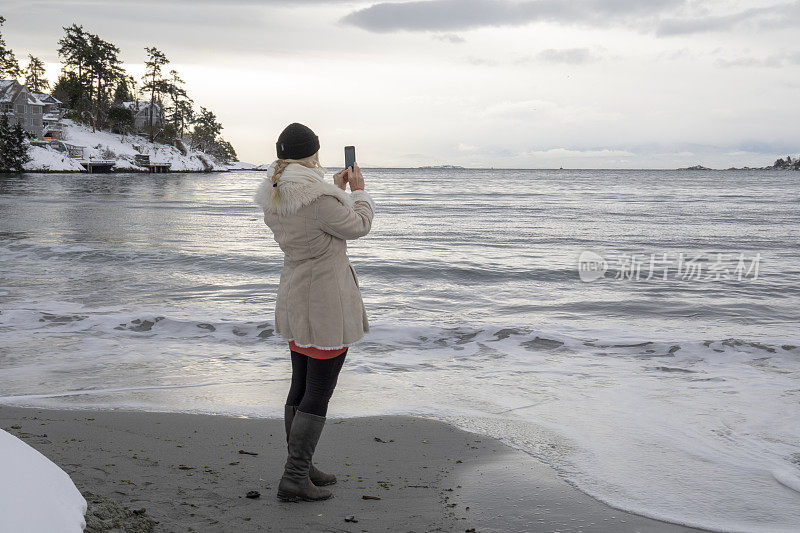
[253, 123, 375, 502]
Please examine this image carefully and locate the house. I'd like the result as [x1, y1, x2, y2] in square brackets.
[31, 92, 62, 119]
[31, 92, 64, 139]
[121, 100, 164, 133]
[0, 79, 45, 139]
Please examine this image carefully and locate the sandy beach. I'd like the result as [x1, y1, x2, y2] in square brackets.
[0, 406, 707, 532]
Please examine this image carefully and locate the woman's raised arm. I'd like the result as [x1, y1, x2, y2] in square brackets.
[315, 193, 374, 240]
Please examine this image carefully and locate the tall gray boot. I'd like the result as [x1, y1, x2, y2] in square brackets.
[277, 410, 333, 502]
[285, 405, 337, 486]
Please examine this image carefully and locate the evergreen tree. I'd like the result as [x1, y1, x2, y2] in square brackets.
[85, 32, 124, 112]
[107, 106, 134, 134]
[189, 106, 237, 160]
[57, 25, 90, 91]
[190, 106, 222, 152]
[24, 54, 50, 92]
[52, 71, 85, 114]
[0, 16, 21, 79]
[213, 138, 238, 162]
[0, 114, 30, 172]
[57, 25, 125, 128]
[142, 47, 169, 141]
[165, 69, 193, 137]
[113, 75, 135, 104]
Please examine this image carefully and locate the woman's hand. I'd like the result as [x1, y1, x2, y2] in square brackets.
[347, 162, 365, 191]
[333, 168, 349, 190]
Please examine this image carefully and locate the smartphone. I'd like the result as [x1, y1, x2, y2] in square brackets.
[344, 146, 356, 170]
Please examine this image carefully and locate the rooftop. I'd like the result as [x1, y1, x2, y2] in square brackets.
[0, 79, 21, 104]
[31, 92, 62, 105]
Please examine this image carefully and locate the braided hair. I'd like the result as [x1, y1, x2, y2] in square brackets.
[270, 152, 323, 204]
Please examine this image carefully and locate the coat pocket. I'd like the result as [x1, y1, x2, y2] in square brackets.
[348, 264, 360, 288]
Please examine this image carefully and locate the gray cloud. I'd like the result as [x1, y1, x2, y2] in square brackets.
[342, 0, 800, 39]
[465, 48, 600, 67]
[433, 33, 466, 43]
[464, 55, 500, 67]
[534, 48, 598, 64]
[716, 51, 800, 68]
[10, 0, 351, 5]
[341, 0, 683, 32]
[656, 2, 800, 36]
[2, 0, 357, 62]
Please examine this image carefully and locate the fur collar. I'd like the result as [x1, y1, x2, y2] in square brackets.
[254, 161, 353, 216]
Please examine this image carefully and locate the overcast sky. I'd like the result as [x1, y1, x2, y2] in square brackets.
[3, 0, 799, 168]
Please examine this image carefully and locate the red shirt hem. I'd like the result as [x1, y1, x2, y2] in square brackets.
[289, 341, 347, 359]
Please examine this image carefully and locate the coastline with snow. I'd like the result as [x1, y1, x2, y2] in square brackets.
[21, 120, 258, 173]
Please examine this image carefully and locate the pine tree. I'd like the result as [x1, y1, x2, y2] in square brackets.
[142, 47, 169, 141]
[190, 106, 222, 152]
[57, 25, 90, 91]
[52, 71, 85, 113]
[213, 138, 238, 162]
[113, 75, 135, 104]
[107, 106, 134, 134]
[165, 69, 193, 138]
[188, 106, 237, 160]
[0, 114, 31, 172]
[0, 16, 21, 79]
[57, 25, 125, 128]
[85, 32, 124, 114]
[24, 55, 50, 92]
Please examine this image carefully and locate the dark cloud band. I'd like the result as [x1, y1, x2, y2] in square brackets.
[341, 0, 682, 33]
[341, 0, 799, 36]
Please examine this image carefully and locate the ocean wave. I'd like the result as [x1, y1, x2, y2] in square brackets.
[1, 307, 796, 362]
[0, 239, 588, 283]
[0, 240, 282, 276]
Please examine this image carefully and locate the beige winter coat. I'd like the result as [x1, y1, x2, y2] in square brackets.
[254, 162, 375, 350]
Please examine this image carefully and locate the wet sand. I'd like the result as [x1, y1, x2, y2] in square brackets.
[0, 406, 707, 532]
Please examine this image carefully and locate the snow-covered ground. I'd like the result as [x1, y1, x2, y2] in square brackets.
[24, 144, 86, 172]
[0, 429, 86, 533]
[23, 120, 255, 172]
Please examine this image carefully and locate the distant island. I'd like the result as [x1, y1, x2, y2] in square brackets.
[417, 165, 465, 169]
[680, 155, 800, 171]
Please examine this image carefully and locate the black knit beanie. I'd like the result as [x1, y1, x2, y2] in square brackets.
[276, 123, 320, 159]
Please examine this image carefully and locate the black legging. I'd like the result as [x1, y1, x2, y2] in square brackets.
[286, 349, 348, 417]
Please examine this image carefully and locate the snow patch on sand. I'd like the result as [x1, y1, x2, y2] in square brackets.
[0, 429, 86, 533]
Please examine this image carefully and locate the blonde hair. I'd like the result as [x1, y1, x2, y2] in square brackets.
[270, 152, 325, 204]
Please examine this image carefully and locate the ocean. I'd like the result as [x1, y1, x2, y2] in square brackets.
[1, 168, 798, 532]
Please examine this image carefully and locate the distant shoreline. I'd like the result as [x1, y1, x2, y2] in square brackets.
[13, 163, 800, 174]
